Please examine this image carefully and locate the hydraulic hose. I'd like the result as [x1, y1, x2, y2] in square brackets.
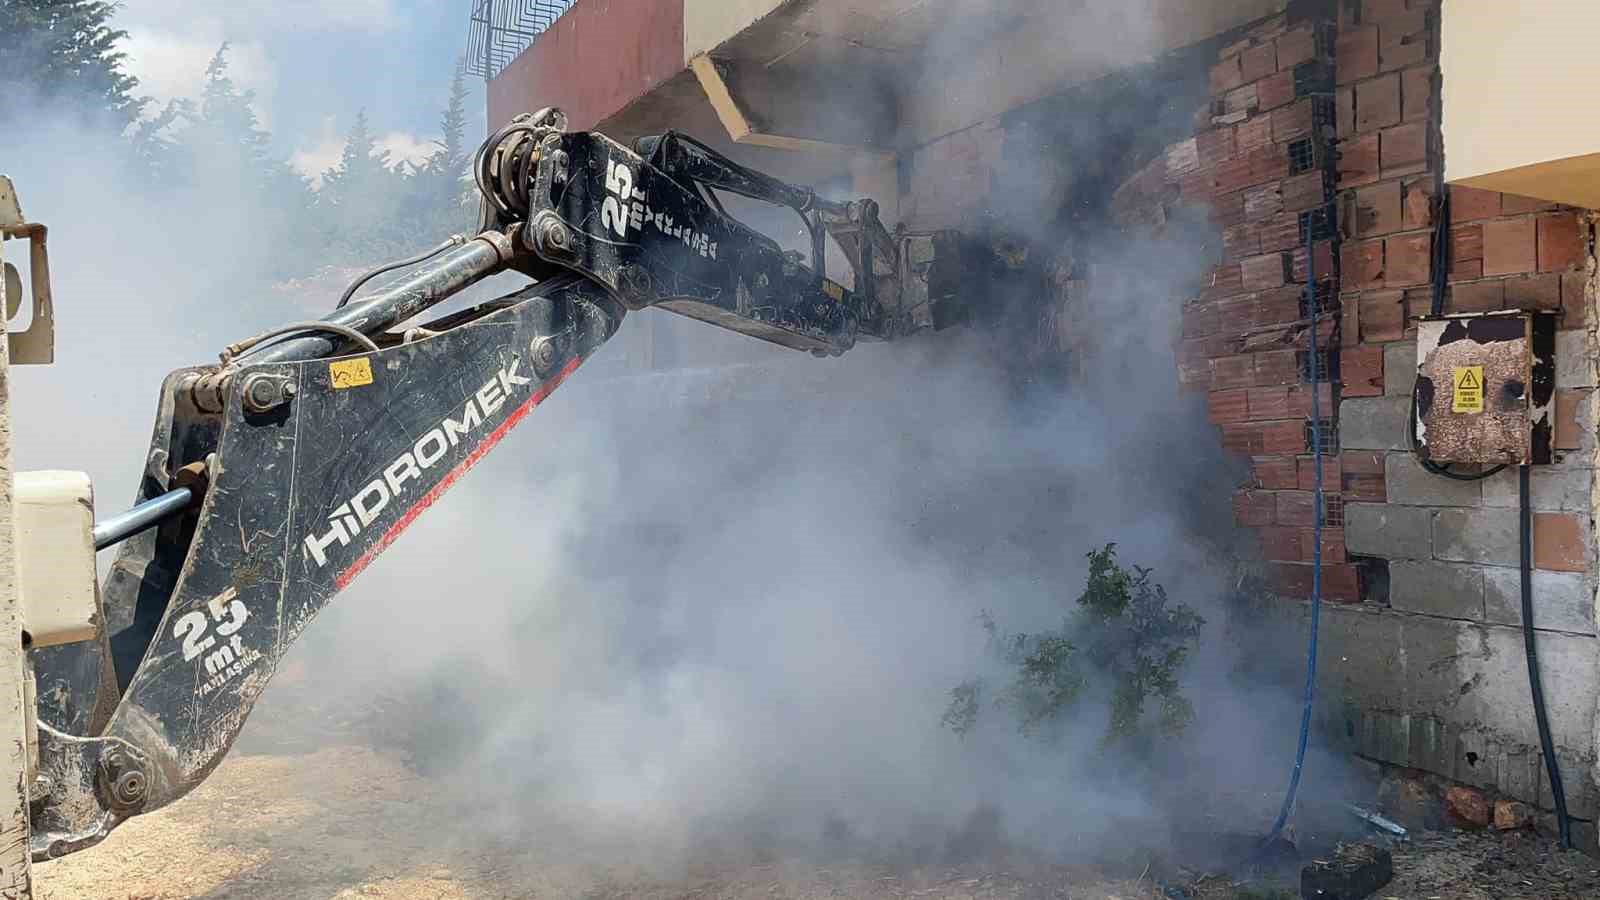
[225, 321, 380, 362]
[336, 236, 467, 309]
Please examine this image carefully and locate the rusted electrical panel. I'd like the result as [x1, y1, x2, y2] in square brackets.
[1413, 311, 1556, 465]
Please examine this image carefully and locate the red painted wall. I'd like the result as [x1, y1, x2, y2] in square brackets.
[487, 0, 686, 131]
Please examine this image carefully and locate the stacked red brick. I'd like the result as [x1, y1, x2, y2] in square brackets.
[1174, 11, 1355, 599]
[1183, 0, 1594, 601]
[1326, 0, 1438, 596]
[1333, 0, 1592, 574]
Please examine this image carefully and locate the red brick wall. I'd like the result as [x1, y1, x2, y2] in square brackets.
[1332, 0, 1592, 581]
[1173, 9, 1356, 599]
[1176, 0, 1592, 603]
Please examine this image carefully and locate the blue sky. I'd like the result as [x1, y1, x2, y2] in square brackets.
[114, 0, 488, 180]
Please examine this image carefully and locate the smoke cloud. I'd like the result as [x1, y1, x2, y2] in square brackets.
[283, 198, 1315, 872]
[5, 0, 1351, 885]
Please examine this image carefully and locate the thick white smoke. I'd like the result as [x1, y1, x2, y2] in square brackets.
[5, 0, 1346, 882]
[275, 208, 1327, 870]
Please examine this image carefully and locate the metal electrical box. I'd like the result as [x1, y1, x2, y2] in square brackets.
[1414, 311, 1555, 465]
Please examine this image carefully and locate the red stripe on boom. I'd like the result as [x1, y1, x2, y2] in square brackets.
[334, 355, 583, 590]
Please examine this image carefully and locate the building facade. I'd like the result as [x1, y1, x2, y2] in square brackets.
[485, 0, 1600, 844]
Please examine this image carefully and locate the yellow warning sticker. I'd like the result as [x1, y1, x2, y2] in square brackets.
[1452, 365, 1484, 414]
[329, 357, 374, 390]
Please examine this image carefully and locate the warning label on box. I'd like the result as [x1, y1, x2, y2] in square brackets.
[1452, 366, 1484, 414]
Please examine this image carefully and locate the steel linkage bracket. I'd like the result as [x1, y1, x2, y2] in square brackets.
[0, 175, 55, 364]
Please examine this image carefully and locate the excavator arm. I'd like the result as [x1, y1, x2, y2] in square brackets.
[25, 110, 983, 858]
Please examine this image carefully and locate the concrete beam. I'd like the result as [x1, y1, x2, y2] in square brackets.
[689, 54, 893, 159]
[897, 0, 1286, 147]
[686, 0, 776, 59]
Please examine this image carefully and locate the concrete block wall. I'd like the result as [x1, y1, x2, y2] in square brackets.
[1181, 0, 1595, 607]
[1307, 599, 1600, 821]
[1330, 0, 1595, 630]
[1181, 0, 1600, 823]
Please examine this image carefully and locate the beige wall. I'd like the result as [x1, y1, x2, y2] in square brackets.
[684, 0, 784, 61]
[1442, 0, 1600, 208]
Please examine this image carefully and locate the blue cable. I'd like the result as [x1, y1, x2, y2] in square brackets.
[1258, 209, 1324, 854]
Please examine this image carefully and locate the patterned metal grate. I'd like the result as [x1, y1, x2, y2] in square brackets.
[1288, 137, 1318, 175]
[1299, 205, 1336, 245]
[1319, 490, 1344, 526]
[466, 0, 579, 81]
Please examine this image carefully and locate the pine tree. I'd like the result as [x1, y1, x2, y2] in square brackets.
[317, 109, 410, 260]
[0, 0, 143, 127]
[387, 60, 478, 250]
[321, 109, 393, 200]
[184, 44, 309, 207]
[195, 44, 273, 165]
[166, 44, 314, 277]
[435, 58, 470, 176]
[128, 96, 192, 184]
[414, 59, 478, 239]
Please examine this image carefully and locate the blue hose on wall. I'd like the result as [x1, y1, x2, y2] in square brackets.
[1258, 209, 1324, 854]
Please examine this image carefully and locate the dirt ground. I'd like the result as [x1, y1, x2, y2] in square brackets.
[34, 735, 1600, 900]
[33, 675, 1161, 900]
[1382, 830, 1600, 900]
[33, 742, 1156, 899]
[30, 678, 1600, 899]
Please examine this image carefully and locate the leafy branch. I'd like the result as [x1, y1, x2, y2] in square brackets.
[945, 544, 1204, 748]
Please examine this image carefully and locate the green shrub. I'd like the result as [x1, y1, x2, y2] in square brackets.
[944, 544, 1204, 747]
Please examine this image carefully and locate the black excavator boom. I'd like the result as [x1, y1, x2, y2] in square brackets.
[27, 110, 984, 859]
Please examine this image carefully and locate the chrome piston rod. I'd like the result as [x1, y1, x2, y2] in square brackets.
[93, 487, 194, 550]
